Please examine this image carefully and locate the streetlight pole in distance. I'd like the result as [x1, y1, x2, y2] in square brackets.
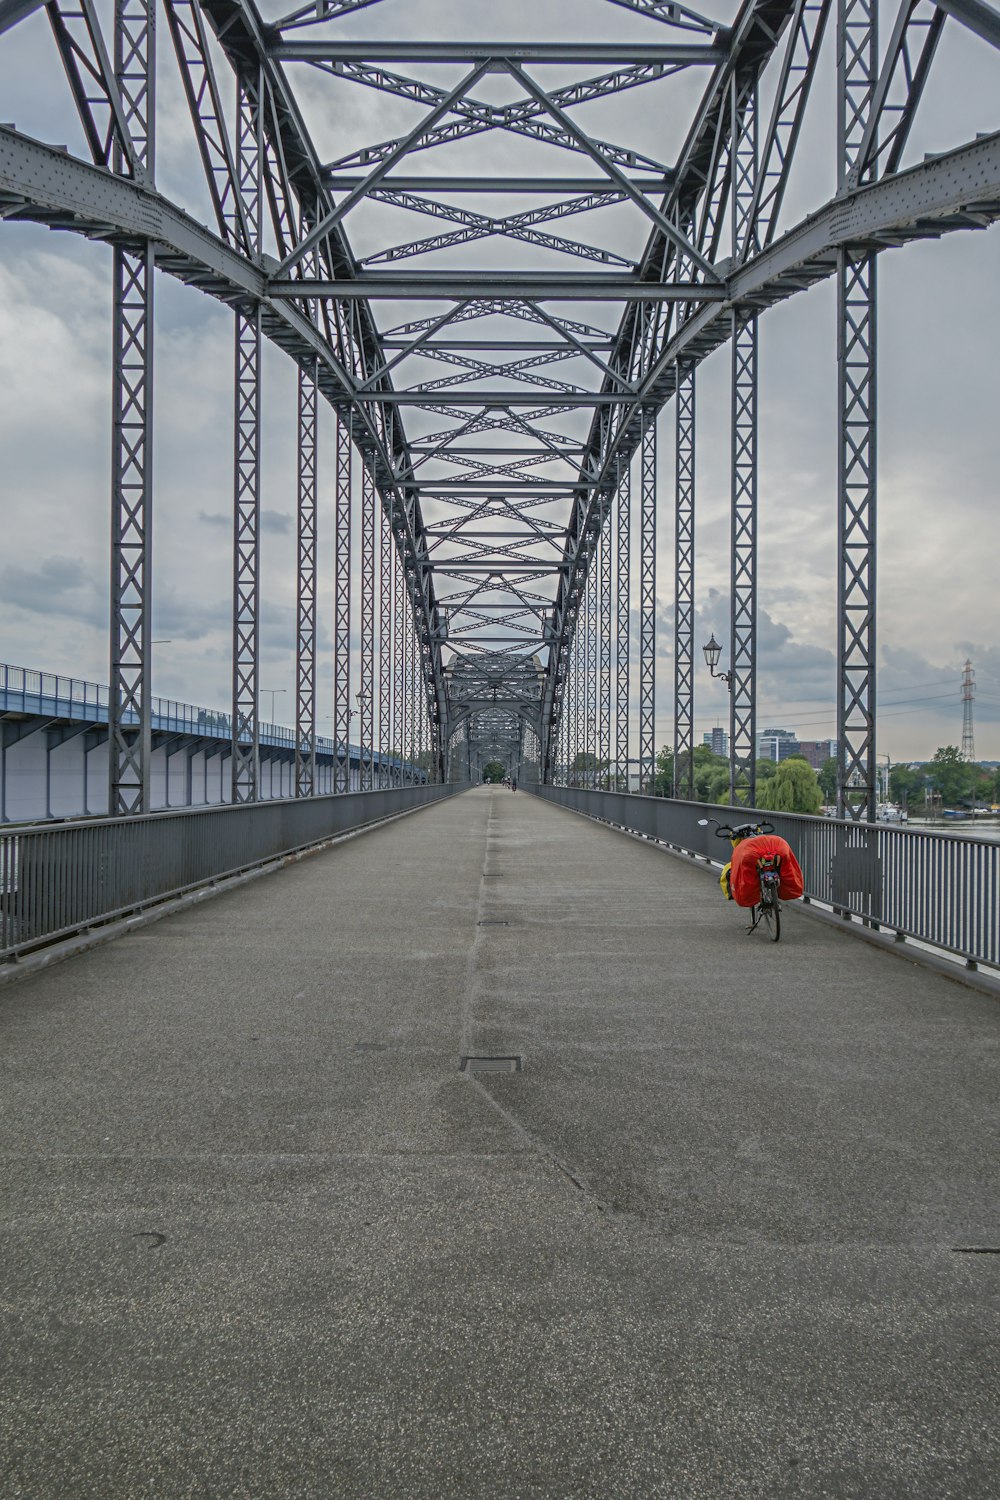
[261, 687, 287, 724]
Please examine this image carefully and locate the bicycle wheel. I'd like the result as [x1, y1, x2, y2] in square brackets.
[761, 890, 781, 942]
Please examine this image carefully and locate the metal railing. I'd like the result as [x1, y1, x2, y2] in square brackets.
[529, 786, 999, 973]
[0, 784, 458, 964]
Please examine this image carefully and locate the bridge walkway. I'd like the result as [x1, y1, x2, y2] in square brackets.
[2, 786, 999, 1498]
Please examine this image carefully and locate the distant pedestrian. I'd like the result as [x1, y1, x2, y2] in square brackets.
[512, 778, 517, 792]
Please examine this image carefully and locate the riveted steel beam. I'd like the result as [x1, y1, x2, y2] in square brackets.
[271, 41, 725, 64]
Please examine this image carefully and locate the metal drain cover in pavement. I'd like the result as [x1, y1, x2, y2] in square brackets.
[477, 919, 509, 926]
[460, 1056, 523, 1074]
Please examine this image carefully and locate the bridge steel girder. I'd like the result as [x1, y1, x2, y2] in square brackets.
[3, 0, 1000, 795]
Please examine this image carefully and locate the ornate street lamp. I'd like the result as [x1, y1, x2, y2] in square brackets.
[702, 634, 732, 689]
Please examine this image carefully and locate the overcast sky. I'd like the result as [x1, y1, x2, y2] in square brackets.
[0, 0, 998, 761]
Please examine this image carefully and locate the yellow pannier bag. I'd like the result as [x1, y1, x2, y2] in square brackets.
[720, 861, 733, 900]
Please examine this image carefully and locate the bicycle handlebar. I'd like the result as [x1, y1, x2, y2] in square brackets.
[698, 816, 775, 841]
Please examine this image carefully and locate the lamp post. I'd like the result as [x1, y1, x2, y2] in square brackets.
[702, 634, 732, 689]
[261, 687, 286, 724]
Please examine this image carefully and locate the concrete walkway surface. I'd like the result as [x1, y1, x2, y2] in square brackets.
[2, 786, 999, 1499]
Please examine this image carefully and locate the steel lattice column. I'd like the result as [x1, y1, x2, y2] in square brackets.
[108, 0, 154, 816]
[231, 66, 262, 803]
[232, 305, 262, 802]
[359, 458, 376, 790]
[295, 362, 317, 797]
[333, 413, 352, 791]
[729, 70, 759, 808]
[378, 490, 393, 787]
[406, 590, 418, 778]
[585, 540, 598, 782]
[674, 361, 696, 800]
[638, 408, 657, 794]
[598, 502, 613, 782]
[615, 455, 631, 792]
[394, 543, 406, 784]
[837, 0, 878, 820]
[730, 313, 758, 806]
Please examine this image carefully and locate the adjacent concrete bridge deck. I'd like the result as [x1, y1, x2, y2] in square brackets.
[2, 787, 998, 1498]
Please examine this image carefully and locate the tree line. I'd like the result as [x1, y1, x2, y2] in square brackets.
[567, 744, 1000, 814]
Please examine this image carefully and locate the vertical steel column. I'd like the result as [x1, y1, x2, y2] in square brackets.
[394, 545, 406, 784]
[108, 0, 154, 816]
[378, 493, 393, 787]
[674, 361, 696, 800]
[359, 458, 376, 790]
[576, 622, 585, 777]
[837, 0, 878, 820]
[585, 541, 598, 781]
[615, 455, 631, 791]
[231, 66, 262, 803]
[598, 504, 613, 785]
[729, 71, 759, 808]
[406, 591, 418, 779]
[638, 408, 657, 794]
[333, 412, 352, 791]
[294, 361, 317, 797]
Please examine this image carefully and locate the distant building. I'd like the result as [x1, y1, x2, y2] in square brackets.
[757, 728, 799, 762]
[703, 726, 728, 756]
[796, 738, 838, 769]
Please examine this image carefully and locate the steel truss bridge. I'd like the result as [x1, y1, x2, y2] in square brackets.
[1, 0, 998, 816]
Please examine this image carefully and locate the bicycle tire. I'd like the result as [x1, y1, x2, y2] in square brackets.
[761, 891, 781, 942]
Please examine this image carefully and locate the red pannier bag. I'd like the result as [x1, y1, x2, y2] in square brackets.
[729, 834, 804, 908]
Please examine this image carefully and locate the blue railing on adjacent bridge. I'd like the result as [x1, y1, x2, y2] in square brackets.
[530, 786, 999, 976]
[0, 662, 419, 772]
[0, 664, 428, 825]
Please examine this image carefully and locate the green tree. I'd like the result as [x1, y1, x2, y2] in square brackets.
[570, 751, 608, 787]
[482, 760, 505, 783]
[818, 756, 838, 802]
[926, 746, 975, 807]
[653, 745, 674, 797]
[755, 757, 823, 814]
[888, 762, 923, 808]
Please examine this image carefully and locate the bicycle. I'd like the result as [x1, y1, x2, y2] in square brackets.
[698, 817, 782, 942]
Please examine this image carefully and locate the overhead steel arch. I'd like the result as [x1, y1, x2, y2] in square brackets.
[1, 0, 998, 815]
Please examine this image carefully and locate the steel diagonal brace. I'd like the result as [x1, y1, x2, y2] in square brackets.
[526, 303, 635, 389]
[357, 302, 474, 392]
[46, 0, 144, 178]
[507, 61, 723, 284]
[274, 59, 493, 276]
[273, 0, 389, 27]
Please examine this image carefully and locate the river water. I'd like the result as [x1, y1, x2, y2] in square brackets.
[905, 817, 1000, 844]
